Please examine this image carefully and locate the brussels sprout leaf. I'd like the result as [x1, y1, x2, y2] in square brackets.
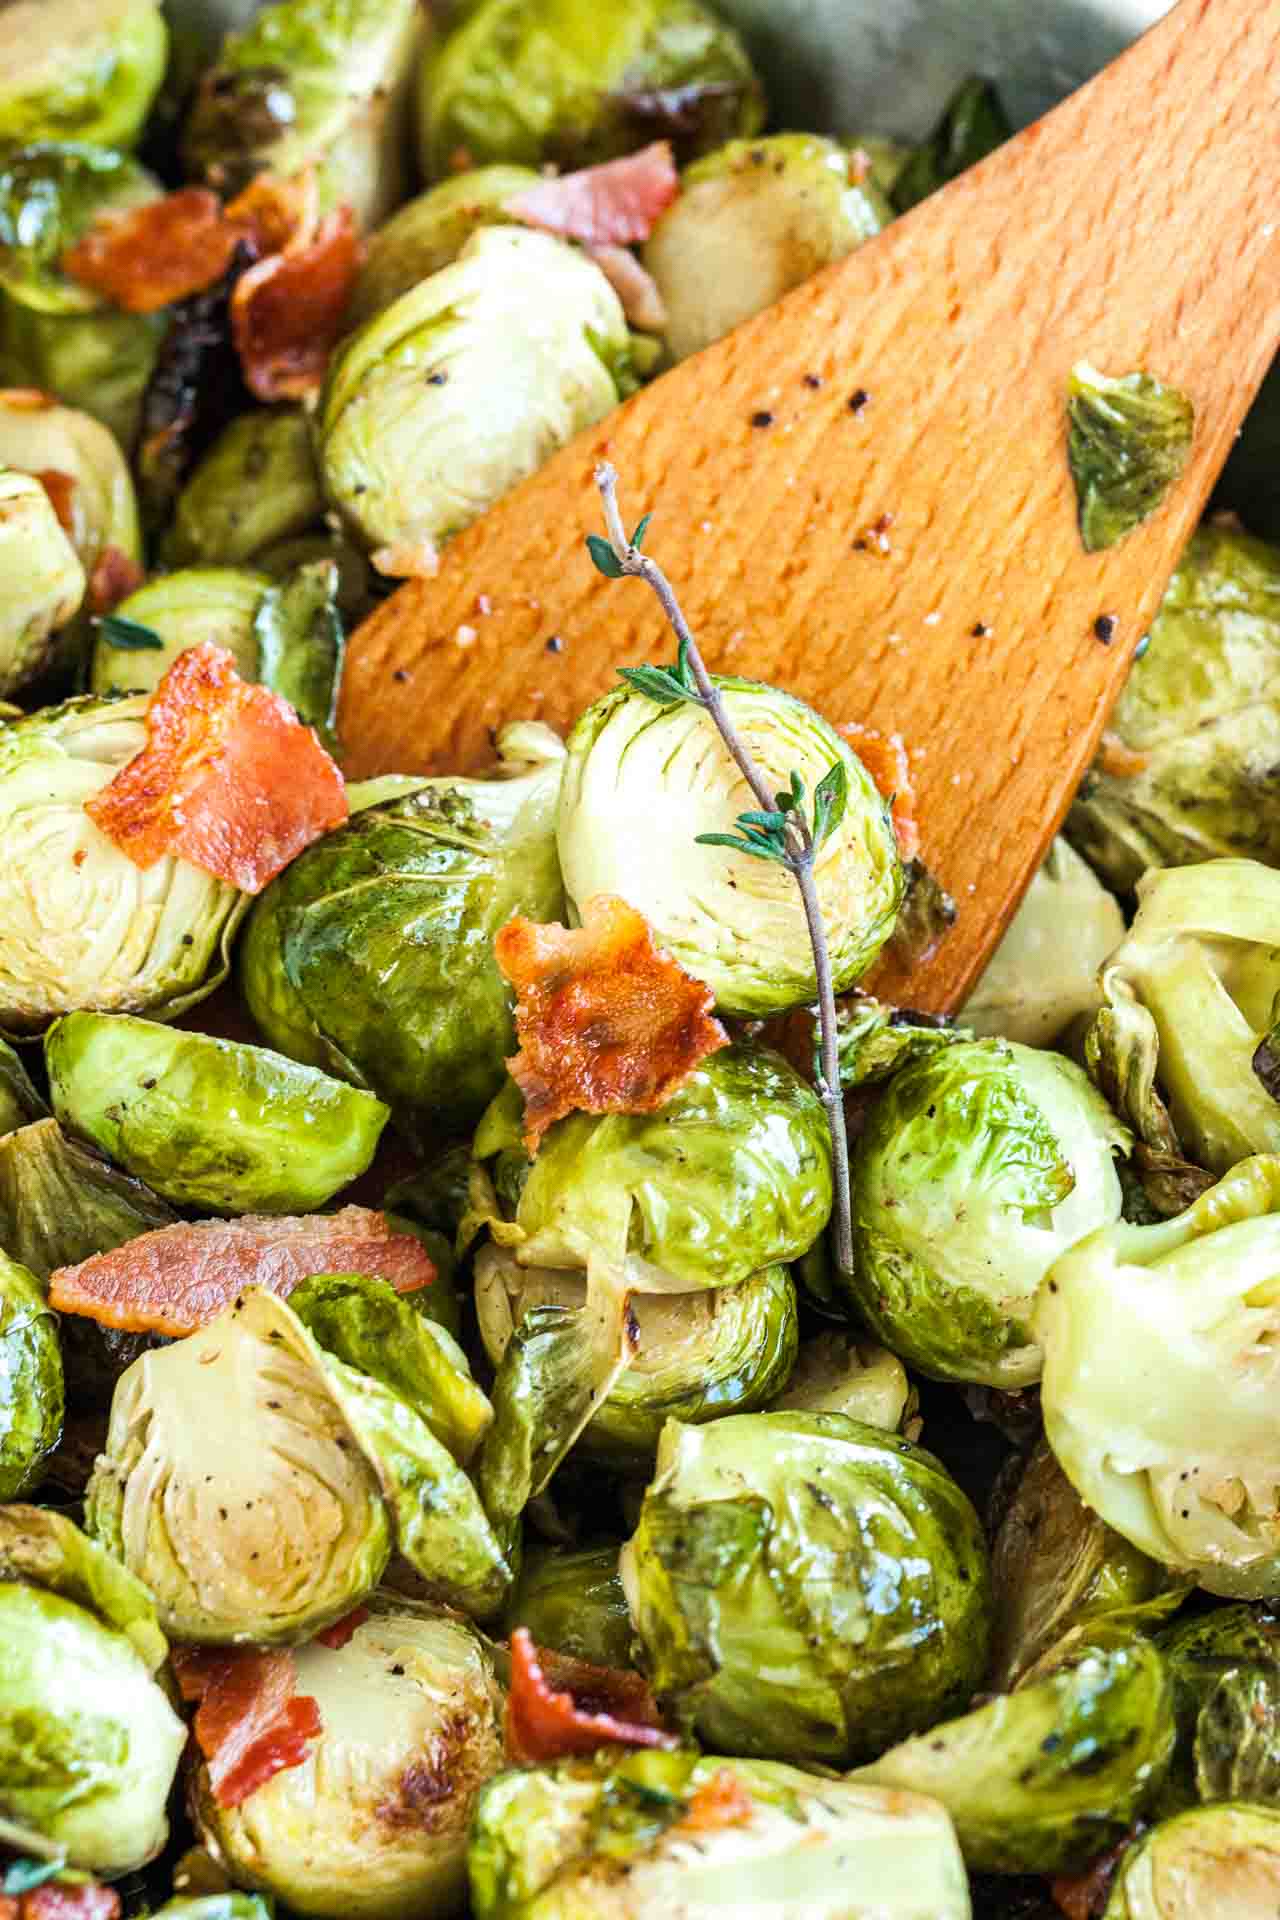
[891, 76, 1012, 214]
[1067, 362, 1195, 552]
[95, 612, 164, 652]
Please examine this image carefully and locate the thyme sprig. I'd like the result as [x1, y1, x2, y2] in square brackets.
[588, 461, 854, 1274]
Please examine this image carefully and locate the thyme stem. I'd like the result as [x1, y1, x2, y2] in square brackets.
[593, 460, 854, 1274]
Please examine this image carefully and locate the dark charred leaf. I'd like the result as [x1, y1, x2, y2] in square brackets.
[183, 65, 299, 200]
[606, 79, 762, 165]
[886, 856, 957, 968]
[1133, 1142, 1216, 1219]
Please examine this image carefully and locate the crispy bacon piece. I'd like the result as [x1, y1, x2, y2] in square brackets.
[87, 545, 145, 616]
[173, 1647, 321, 1808]
[1097, 732, 1151, 779]
[680, 1769, 754, 1832]
[225, 170, 320, 258]
[504, 143, 678, 246]
[49, 1205, 435, 1337]
[1052, 1833, 1136, 1920]
[62, 189, 245, 315]
[20, 1888, 120, 1920]
[506, 1630, 677, 1764]
[839, 723, 920, 862]
[231, 207, 362, 403]
[1, 388, 55, 411]
[35, 468, 77, 536]
[495, 894, 728, 1153]
[584, 244, 668, 332]
[313, 1605, 370, 1650]
[85, 641, 347, 892]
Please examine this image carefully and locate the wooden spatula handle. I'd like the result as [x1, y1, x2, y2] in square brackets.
[339, 0, 1280, 1010]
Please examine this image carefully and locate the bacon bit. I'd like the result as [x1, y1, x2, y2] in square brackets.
[506, 1629, 677, 1764]
[22, 1888, 120, 1920]
[172, 1646, 321, 1808]
[1, 388, 56, 411]
[35, 468, 77, 536]
[87, 545, 145, 617]
[225, 169, 320, 258]
[62, 189, 245, 315]
[85, 641, 347, 892]
[313, 1605, 370, 1650]
[504, 143, 679, 247]
[1051, 1833, 1136, 1920]
[371, 534, 440, 580]
[680, 1769, 754, 1833]
[495, 894, 728, 1153]
[1097, 732, 1151, 779]
[0, 1899, 15, 1920]
[231, 207, 362, 403]
[839, 723, 920, 861]
[584, 244, 668, 332]
[49, 1204, 435, 1337]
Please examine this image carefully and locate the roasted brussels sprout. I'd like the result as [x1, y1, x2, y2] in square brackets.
[193, 1594, 505, 1919]
[469, 1749, 971, 1919]
[505, 1541, 634, 1668]
[89, 566, 268, 694]
[86, 1288, 394, 1643]
[0, 144, 158, 319]
[1086, 859, 1280, 1179]
[1035, 1153, 1280, 1598]
[184, 0, 424, 228]
[890, 75, 1012, 213]
[46, 1011, 390, 1214]
[0, 1504, 185, 1872]
[0, 1251, 62, 1497]
[963, 838, 1125, 1047]
[161, 410, 324, 571]
[845, 1039, 1128, 1387]
[989, 1439, 1177, 1691]
[856, 1624, 1174, 1873]
[644, 134, 886, 361]
[0, 296, 164, 452]
[1069, 526, 1280, 888]
[1156, 1604, 1280, 1811]
[320, 227, 630, 558]
[288, 1270, 493, 1465]
[418, 0, 763, 179]
[1066, 361, 1194, 555]
[1101, 1802, 1280, 1917]
[0, 696, 246, 1036]
[1192, 1662, 1280, 1805]
[0, 1, 167, 151]
[558, 679, 903, 1015]
[346, 165, 540, 328]
[0, 467, 86, 694]
[621, 1411, 991, 1766]
[771, 1330, 916, 1433]
[241, 722, 565, 1139]
[480, 1249, 797, 1459]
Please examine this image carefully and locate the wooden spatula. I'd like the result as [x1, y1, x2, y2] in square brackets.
[337, 0, 1280, 1013]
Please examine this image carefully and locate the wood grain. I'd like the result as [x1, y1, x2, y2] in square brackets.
[338, 0, 1280, 1011]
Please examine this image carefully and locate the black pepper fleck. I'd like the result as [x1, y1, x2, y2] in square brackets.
[427, 371, 448, 386]
[1094, 613, 1118, 644]
[393, 668, 409, 683]
[849, 388, 870, 414]
[971, 622, 992, 638]
[750, 410, 774, 428]
[545, 634, 563, 653]
[803, 373, 823, 389]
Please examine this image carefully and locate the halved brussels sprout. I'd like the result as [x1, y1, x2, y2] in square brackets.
[46, 1011, 390, 1214]
[1155, 1603, 1280, 1813]
[0, 296, 164, 453]
[161, 410, 324, 571]
[1086, 860, 1280, 1178]
[0, 1116, 173, 1409]
[86, 1288, 393, 1643]
[644, 134, 886, 361]
[0, 144, 159, 318]
[0, 696, 247, 1037]
[0, 467, 86, 694]
[621, 1411, 991, 1766]
[1193, 1664, 1280, 1805]
[963, 838, 1125, 1047]
[505, 1540, 634, 1668]
[193, 1594, 504, 1920]
[0, 1504, 185, 1873]
[1101, 1802, 1280, 1917]
[418, 0, 763, 179]
[320, 227, 629, 558]
[771, 1330, 916, 1433]
[0, 1251, 62, 1498]
[1035, 1153, 1280, 1598]
[288, 1271, 492, 1465]
[855, 1626, 1175, 1873]
[469, 1749, 970, 1920]
[476, 1246, 798, 1459]
[989, 1438, 1177, 1691]
[89, 566, 269, 695]
[846, 1038, 1129, 1387]
[0, 1, 167, 151]
[241, 722, 566, 1140]
[347, 165, 541, 328]
[559, 679, 903, 1016]
[183, 0, 424, 228]
[1069, 526, 1280, 889]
